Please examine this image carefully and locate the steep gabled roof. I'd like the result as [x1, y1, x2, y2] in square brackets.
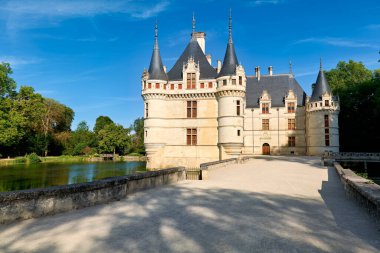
[217, 11, 239, 78]
[167, 38, 217, 81]
[246, 75, 307, 108]
[147, 24, 167, 81]
[310, 61, 332, 102]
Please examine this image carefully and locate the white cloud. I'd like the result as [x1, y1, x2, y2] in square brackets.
[0, 56, 41, 67]
[250, 0, 282, 6]
[294, 37, 380, 49]
[0, 0, 170, 30]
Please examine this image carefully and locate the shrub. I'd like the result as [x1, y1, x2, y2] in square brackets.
[27, 153, 41, 164]
[14, 157, 27, 164]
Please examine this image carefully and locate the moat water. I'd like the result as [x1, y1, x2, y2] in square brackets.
[0, 161, 146, 192]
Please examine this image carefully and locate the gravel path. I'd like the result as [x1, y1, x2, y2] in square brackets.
[1, 156, 379, 253]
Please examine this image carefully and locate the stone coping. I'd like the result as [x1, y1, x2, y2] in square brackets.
[200, 158, 237, 169]
[334, 162, 380, 219]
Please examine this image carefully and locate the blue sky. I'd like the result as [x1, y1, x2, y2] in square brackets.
[0, 0, 379, 130]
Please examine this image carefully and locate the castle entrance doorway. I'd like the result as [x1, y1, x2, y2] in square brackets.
[262, 143, 270, 155]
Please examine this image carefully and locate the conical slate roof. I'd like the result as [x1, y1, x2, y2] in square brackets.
[147, 24, 167, 81]
[310, 61, 331, 102]
[167, 38, 217, 81]
[217, 11, 239, 78]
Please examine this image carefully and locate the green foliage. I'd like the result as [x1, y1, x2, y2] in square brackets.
[0, 62, 17, 98]
[325, 60, 380, 152]
[98, 123, 130, 154]
[26, 153, 41, 164]
[14, 156, 26, 164]
[94, 116, 114, 133]
[0, 63, 74, 157]
[128, 117, 145, 155]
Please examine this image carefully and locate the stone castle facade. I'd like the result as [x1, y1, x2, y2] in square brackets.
[141, 16, 339, 169]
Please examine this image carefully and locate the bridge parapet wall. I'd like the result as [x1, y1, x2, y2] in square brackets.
[334, 162, 380, 222]
[0, 167, 186, 224]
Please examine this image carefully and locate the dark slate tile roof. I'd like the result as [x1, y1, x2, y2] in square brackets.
[217, 42, 239, 77]
[167, 39, 217, 81]
[148, 47, 167, 81]
[246, 75, 307, 108]
[310, 69, 331, 102]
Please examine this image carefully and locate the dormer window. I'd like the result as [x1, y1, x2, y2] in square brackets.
[287, 102, 295, 113]
[325, 100, 329, 106]
[186, 73, 196, 89]
[262, 103, 269, 114]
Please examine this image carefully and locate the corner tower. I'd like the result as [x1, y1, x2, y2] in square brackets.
[306, 59, 339, 155]
[216, 11, 246, 159]
[142, 23, 168, 169]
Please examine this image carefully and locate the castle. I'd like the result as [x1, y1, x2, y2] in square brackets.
[141, 15, 339, 169]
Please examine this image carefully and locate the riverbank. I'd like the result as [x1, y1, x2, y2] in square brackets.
[0, 155, 146, 166]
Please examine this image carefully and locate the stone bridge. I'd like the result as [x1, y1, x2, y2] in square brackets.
[1, 156, 380, 252]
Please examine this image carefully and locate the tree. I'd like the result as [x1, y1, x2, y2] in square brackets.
[129, 117, 145, 154]
[64, 121, 96, 155]
[324, 60, 372, 92]
[325, 60, 380, 152]
[98, 124, 130, 155]
[0, 62, 16, 98]
[94, 116, 114, 133]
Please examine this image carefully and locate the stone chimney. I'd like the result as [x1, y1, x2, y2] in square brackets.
[193, 32, 206, 53]
[255, 66, 261, 80]
[217, 60, 222, 73]
[268, 66, 273, 76]
[206, 54, 212, 65]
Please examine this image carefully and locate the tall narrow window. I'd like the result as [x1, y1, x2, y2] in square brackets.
[200, 83, 205, 88]
[178, 83, 182, 89]
[325, 129, 330, 146]
[239, 76, 243, 85]
[143, 81, 146, 89]
[187, 101, 197, 118]
[288, 136, 296, 147]
[186, 129, 197, 145]
[324, 115, 329, 127]
[325, 100, 329, 106]
[145, 103, 149, 118]
[232, 79, 236, 85]
[155, 83, 160, 89]
[186, 73, 196, 89]
[262, 119, 269, 130]
[164, 84, 167, 90]
[287, 102, 295, 113]
[170, 84, 174, 90]
[148, 83, 152, 89]
[262, 103, 269, 114]
[288, 119, 295, 130]
[208, 82, 213, 88]
[223, 79, 227, 86]
[237, 130, 241, 136]
[236, 100, 241, 116]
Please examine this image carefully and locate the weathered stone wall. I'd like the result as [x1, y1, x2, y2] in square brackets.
[0, 167, 185, 224]
[334, 162, 380, 221]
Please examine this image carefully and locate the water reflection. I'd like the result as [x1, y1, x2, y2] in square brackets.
[0, 161, 146, 192]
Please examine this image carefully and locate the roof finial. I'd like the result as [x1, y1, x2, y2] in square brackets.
[289, 60, 293, 75]
[320, 57, 323, 70]
[192, 12, 196, 38]
[154, 21, 158, 50]
[228, 8, 232, 44]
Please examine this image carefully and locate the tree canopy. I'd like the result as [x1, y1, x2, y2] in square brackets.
[325, 60, 380, 152]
